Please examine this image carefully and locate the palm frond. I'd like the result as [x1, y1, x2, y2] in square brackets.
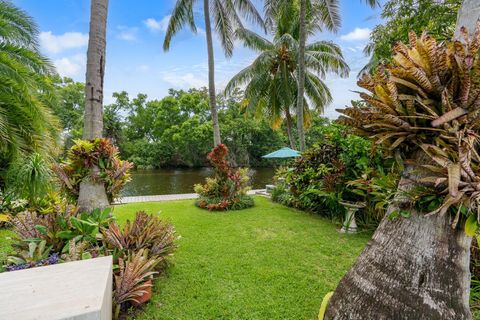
[163, 0, 197, 51]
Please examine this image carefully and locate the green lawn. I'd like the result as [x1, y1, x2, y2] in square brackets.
[114, 197, 370, 320]
[0, 228, 15, 272]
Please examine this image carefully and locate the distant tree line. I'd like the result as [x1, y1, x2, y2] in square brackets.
[53, 77, 331, 169]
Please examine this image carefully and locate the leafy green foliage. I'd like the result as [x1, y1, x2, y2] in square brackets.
[163, 0, 265, 57]
[0, 0, 60, 185]
[272, 122, 396, 227]
[8, 153, 53, 207]
[6, 240, 55, 268]
[8, 205, 178, 318]
[225, 1, 348, 148]
[363, 0, 461, 73]
[195, 144, 254, 211]
[53, 138, 133, 203]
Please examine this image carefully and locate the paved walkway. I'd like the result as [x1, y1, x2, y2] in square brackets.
[115, 189, 267, 204]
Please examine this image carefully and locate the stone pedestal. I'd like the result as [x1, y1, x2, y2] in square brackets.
[339, 201, 366, 234]
[0, 256, 112, 320]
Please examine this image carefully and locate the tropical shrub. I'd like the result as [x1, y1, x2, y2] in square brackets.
[5, 207, 178, 319]
[54, 138, 133, 203]
[7, 153, 54, 208]
[272, 123, 392, 226]
[9, 205, 106, 253]
[5, 240, 59, 271]
[0, 190, 28, 225]
[337, 29, 480, 227]
[194, 144, 254, 211]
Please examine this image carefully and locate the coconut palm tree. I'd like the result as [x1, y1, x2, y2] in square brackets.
[225, 2, 348, 149]
[0, 0, 59, 184]
[163, 0, 265, 147]
[78, 0, 109, 212]
[265, 0, 378, 151]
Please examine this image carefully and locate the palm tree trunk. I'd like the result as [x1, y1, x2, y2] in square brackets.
[455, 0, 480, 40]
[296, 0, 306, 152]
[285, 108, 296, 150]
[204, 0, 222, 147]
[78, 0, 109, 213]
[325, 164, 471, 319]
[325, 3, 480, 318]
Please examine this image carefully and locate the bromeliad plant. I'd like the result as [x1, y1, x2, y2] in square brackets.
[337, 26, 480, 232]
[102, 211, 178, 268]
[194, 144, 254, 211]
[113, 249, 159, 319]
[53, 138, 133, 203]
[6, 207, 178, 318]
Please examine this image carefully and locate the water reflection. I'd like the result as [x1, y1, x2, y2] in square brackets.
[121, 167, 276, 196]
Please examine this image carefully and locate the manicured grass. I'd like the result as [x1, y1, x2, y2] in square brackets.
[114, 197, 370, 320]
[0, 228, 16, 271]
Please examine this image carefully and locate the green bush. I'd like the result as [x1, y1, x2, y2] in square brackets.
[194, 144, 254, 211]
[272, 123, 397, 227]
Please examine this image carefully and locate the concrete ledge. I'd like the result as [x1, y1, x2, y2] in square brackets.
[0, 256, 113, 320]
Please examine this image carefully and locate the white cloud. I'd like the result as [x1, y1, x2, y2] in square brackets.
[117, 26, 138, 41]
[144, 16, 171, 32]
[39, 31, 88, 54]
[160, 72, 207, 88]
[340, 28, 371, 42]
[137, 64, 150, 72]
[196, 27, 206, 36]
[53, 54, 86, 78]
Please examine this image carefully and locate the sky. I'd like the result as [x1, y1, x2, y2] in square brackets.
[13, 0, 383, 119]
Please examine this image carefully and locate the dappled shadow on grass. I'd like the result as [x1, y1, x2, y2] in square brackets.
[115, 197, 370, 320]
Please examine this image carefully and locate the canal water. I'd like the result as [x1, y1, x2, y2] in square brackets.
[121, 167, 276, 196]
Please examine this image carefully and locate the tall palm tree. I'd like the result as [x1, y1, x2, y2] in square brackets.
[225, 4, 349, 149]
[0, 0, 59, 184]
[265, 0, 378, 151]
[78, 0, 109, 212]
[163, 0, 265, 146]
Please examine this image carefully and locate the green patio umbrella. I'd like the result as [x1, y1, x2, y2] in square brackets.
[262, 147, 301, 159]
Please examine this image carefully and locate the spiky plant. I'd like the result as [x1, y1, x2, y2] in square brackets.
[337, 25, 480, 226]
[102, 211, 177, 262]
[113, 249, 159, 319]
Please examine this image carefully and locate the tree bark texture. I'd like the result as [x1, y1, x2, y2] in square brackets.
[79, 0, 109, 213]
[325, 165, 472, 319]
[204, 0, 222, 147]
[296, 0, 306, 152]
[83, 0, 108, 140]
[285, 108, 296, 150]
[455, 0, 480, 41]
